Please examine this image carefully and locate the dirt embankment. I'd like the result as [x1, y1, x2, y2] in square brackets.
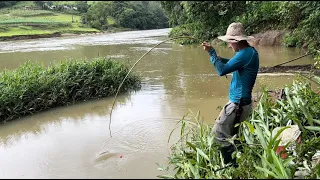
[259, 64, 320, 75]
[248, 30, 289, 47]
[0, 32, 62, 41]
[0, 28, 133, 42]
[0, 32, 106, 41]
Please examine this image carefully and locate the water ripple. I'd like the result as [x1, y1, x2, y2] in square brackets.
[0, 28, 171, 53]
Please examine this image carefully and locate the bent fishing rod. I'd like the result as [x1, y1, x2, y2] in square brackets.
[260, 49, 319, 73]
[107, 36, 319, 137]
[108, 36, 198, 137]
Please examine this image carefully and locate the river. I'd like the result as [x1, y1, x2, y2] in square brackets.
[0, 28, 314, 178]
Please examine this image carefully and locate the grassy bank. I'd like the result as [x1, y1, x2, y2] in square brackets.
[0, 9, 100, 37]
[0, 1, 167, 41]
[0, 1, 141, 41]
[157, 75, 320, 179]
[0, 8, 132, 41]
[0, 58, 141, 123]
[0, 1, 101, 39]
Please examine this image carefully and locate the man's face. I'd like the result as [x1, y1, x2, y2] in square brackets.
[228, 42, 239, 52]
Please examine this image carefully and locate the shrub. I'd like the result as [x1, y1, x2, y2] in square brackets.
[0, 58, 141, 123]
[157, 75, 320, 179]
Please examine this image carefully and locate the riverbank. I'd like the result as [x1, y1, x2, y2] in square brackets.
[0, 27, 134, 41]
[259, 64, 320, 75]
[0, 58, 141, 123]
[0, 27, 302, 49]
[0, 2, 135, 42]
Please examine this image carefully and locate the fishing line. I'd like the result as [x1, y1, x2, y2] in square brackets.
[108, 36, 198, 137]
[260, 49, 319, 73]
[271, 50, 318, 68]
[108, 35, 319, 137]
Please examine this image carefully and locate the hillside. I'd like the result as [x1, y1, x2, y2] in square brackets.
[161, 1, 320, 53]
[0, 1, 170, 41]
[0, 1, 100, 40]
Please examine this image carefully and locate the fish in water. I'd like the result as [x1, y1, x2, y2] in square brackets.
[94, 151, 121, 162]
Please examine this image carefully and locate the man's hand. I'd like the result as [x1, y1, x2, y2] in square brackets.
[201, 41, 213, 52]
[202, 42, 226, 78]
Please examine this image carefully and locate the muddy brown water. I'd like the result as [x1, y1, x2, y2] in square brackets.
[0, 28, 315, 178]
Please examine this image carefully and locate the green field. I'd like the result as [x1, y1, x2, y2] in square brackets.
[51, 1, 97, 6]
[0, 2, 100, 38]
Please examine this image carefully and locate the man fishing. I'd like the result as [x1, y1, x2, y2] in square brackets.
[201, 22, 260, 166]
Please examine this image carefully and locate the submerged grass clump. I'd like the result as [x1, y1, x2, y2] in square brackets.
[0, 58, 141, 123]
[158, 75, 320, 179]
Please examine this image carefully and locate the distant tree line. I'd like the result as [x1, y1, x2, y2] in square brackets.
[83, 1, 169, 30]
[0, 1, 169, 31]
[161, 1, 320, 52]
[0, 1, 19, 8]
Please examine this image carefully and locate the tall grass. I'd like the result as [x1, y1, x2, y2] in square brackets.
[0, 58, 141, 123]
[10, 10, 55, 17]
[0, 19, 71, 27]
[52, 1, 77, 6]
[158, 75, 320, 179]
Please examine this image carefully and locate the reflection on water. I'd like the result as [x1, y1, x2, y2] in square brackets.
[0, 28, 315, 178]
[0, 92, 129, 145]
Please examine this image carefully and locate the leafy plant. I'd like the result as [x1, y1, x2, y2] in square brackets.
[163, 1, 320, 53]
[0, 57, 141, 123]
[158, 75, 320, 179]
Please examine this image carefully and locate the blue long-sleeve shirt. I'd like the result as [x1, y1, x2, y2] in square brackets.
[208, 47, 259, 105]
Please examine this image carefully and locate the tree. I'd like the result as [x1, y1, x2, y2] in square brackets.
[75, 1, 89, 13]
[160, 1, 187, 27]
[0, 1, 19, 8]
[161, 1, 247, 42]
[142, 1, 149, 9]
[85, 1, 169, 30]
[34, 1, 45, 9]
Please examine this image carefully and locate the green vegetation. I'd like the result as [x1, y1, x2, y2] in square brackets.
[0, 2, 99, 37]
[84, 1, 169, 30]
[161, 1, 320, 53]
[51, 1, 77, 6]
[0, 1, 19, 9]
[156, 3, 320, 174]
[9, 9, 55, 17]
[157, 75, 320, 179]
[0, 1, 169, 39]
[0, 58, 141, 123]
